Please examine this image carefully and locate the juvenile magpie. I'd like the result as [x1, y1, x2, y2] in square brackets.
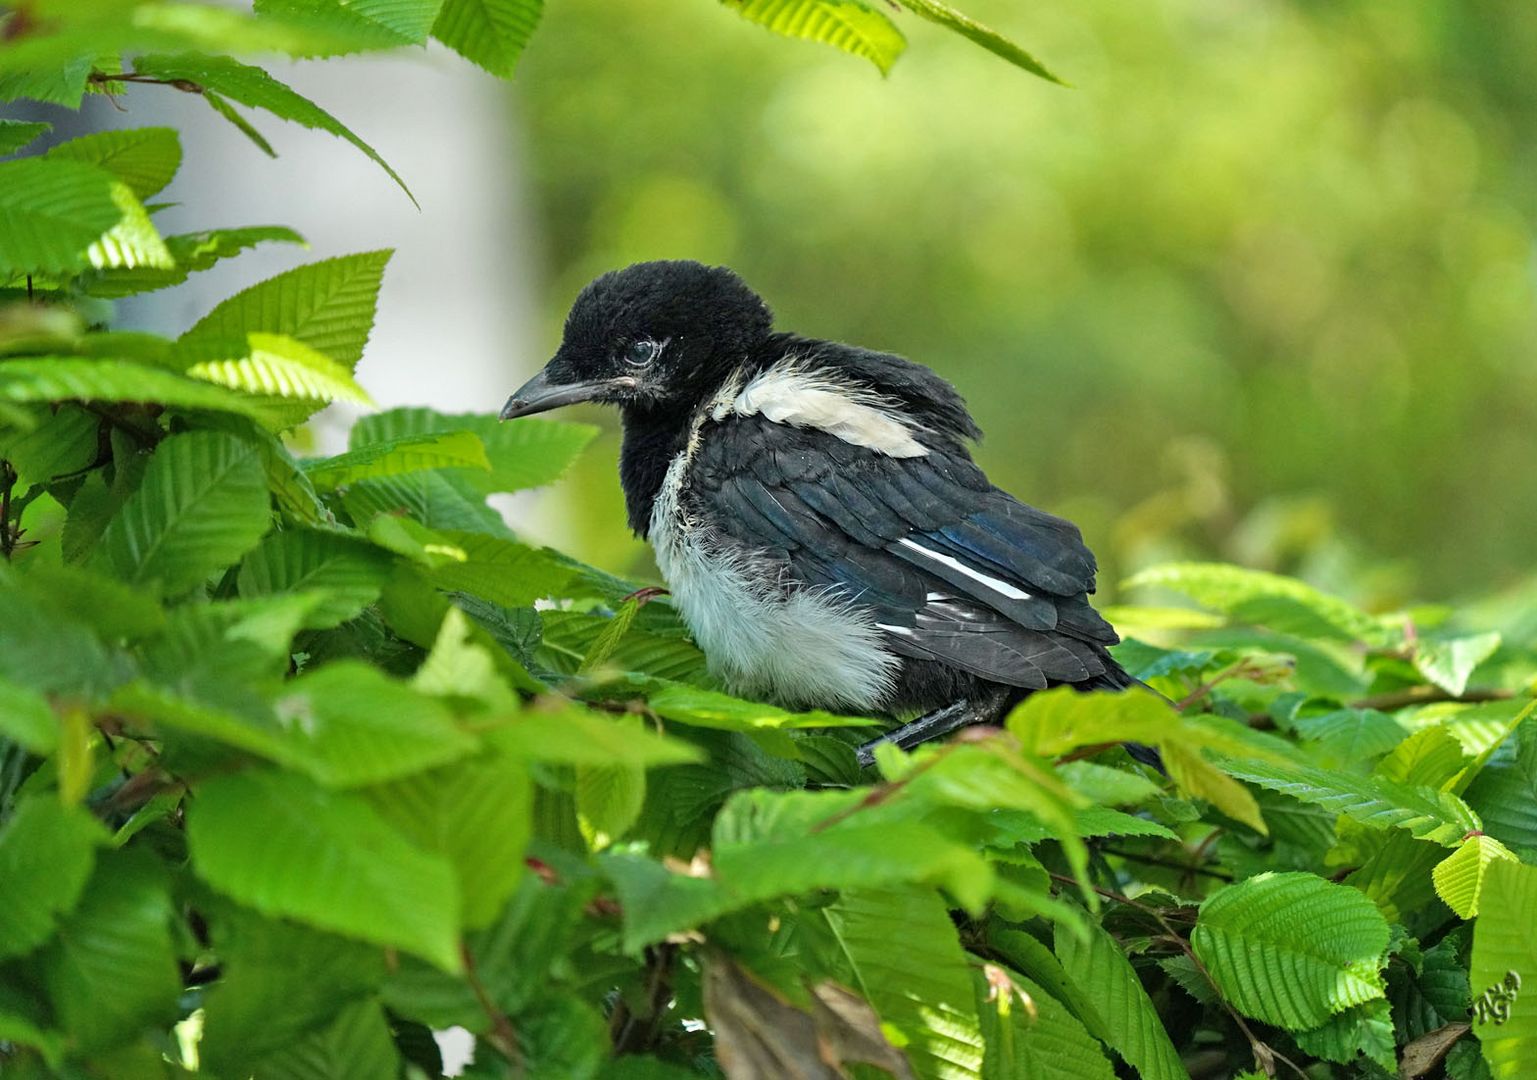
[501, 261, 1147, 766]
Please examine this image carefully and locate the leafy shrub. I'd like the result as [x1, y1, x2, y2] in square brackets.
[2, 3, 1536, 1079]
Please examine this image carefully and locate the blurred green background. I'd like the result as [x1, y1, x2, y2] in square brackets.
[509, 0, 1537, 606]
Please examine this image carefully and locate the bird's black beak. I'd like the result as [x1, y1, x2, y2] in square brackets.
[498, 365, 608, 420]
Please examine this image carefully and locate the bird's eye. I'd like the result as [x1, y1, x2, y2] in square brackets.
[623, 338, 661, 367]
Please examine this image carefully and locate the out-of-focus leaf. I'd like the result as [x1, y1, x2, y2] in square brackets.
[0, 119, 50, 156]
[188, 769, 462, 971]
[303, 431, 489, 491]
[1416, 632, 1503, 696]
[0, 797, 103, 960]
[351, 407, 598, 494]
[723, 0, 905, 75]
[896, 0, 1061, 84]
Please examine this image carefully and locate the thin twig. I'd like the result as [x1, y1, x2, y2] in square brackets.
[88, 71, 204, 93]
[1098, 846, 1234, 882]
[0, 461, 16, 560]
[1177, 660, 1248, 712]
[1351, 685, 1513, 711]
[463, 944, 524, 1074]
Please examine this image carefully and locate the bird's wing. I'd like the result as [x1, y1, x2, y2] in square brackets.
[688, 414, 1117, 689]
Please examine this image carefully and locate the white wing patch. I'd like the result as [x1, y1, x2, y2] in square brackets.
[716, 361, 928, 458]
[897, 538, 1034, 601]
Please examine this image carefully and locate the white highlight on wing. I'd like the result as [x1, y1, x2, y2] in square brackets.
[717, 360, 928, 458]
[897, 538, 1034, 601]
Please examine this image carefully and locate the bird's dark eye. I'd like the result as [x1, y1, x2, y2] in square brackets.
[623, 338, 661, 367]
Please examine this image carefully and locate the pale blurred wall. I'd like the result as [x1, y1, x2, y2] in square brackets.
[88, 46, 542, 457]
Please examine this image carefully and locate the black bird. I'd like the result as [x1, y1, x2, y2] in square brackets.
[501, 261, 1149, 766]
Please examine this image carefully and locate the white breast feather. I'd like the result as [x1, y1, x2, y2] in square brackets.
[719, 362, 928, 458]
[649, 427, 899, 712]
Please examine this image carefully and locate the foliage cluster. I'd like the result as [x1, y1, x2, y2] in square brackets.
[1, 3, 1536, 1080]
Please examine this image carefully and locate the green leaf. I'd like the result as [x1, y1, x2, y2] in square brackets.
[428, 532, 576, 607]
[38, 850, 181, 1054]
[303, 431, 490, 490]
[133, 53, 417, 205]
[0, 403, 97, 486]
[96, 430, 272, 596]
[351, 407, 598, 494]
[365, 754, 532, 928]
[820, 887, 985, 1080]
[0, 678, 58, 753]
[237, 528, 393, 629]
[1292, 999, 1397, 1073]
[251, 996, 401, 1080]
[0, 357, 269, 420]
[188, 768, 462, 971]
[1008, 686, 1287, 763]
[1191, 871, 1389, 1030]
[273, 661, 479, 787]
[1470, 859, 1537, 1077]
[486, 703, 704, 767]
[977, 972, 1115, 1080]
[0, 119, 50, 156]
[199, 913, 387, 1076]
[179, 250, 391, 370]
[1218, 756, 1482, 845]
[0, 797, 103, 960]
[1417, 632, 1503, 696]
[1124, 561, 1391, 646]
[646, 682, 879, 731]
[1378, 724, 1470, 788]
[84, 225, 308, 298]
[46, 127, 182, 201]
[187, 331, 374, 406]
[577, 759, 647, 843]
[0, 157, 121, 275]
[256, 0, 447, 44]
[1432, 834, 1516, 918]
[1164, 741, 1267, 834]
[432, 0, 543, 77]
[1053, 919, 1191, 1080]
[723, 0, 906, 74]
[896, 0, 1061, 83]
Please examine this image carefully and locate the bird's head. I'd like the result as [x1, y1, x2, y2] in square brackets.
[499, 260, 773, 421]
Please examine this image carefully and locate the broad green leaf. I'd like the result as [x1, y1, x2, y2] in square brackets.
[0, 797, 103, 959]
[0, 677, 57, 753]
[1053, 919, 1192, 1080]
[1164, 742, 1267, 834]
[577, 759, 647, 844]
[433, 0, 543, 77]
[1007, 686, 1288, 763]
[1218, 756, 1482, 845]
[1463, 728, 1537, 855]
[97, 430, 272, 596]
[1378, 724, 1470, 788]
[83, 180, 174, 271]
[199, 914, 387, 1076]
[0, 565, 129, 697]
[1292, 999, 1397, 1073]
[487, 703, 704, 767]
[1343, 830, 1447, 923]
[646, 682, 880, 731]
[977, 971, 1115, 1080]
[1124, 561, 1390, 646]
[38, 850, 181, 1054]
[179, 250, 392, 369]
[539, 610, 709, 684]
[0, 58, 91, 108]
[351, 407, 599, 494]
[0, 119, 49, 156]
[237, 528, 392, 628]
[0, 157, 121, 274]
[0, 357, 269, 419]
[250, 997, 401, 1080]
[303, 431, 490, 490]
[820, 887, 985, 1080]
[1417, 632, 1503, 696]
[428, 531, 575, 607]
[133, 54, 416, 204]
[83, 225, 307, 298]
[896, 0, 1060, 83]
[188, 769, 462, 971]
[273, 661, 479, 787]
[1192, 871, 1389, 1030]
[1293, 707, 1406, 768]
[0, 403, 97, 485]
[1432, 834, 1516, 918]
[187, 331, 374, 406]
[347, 469, 511, 536]
[1388, 933, 1470, 1042]
[46, 127, 181, 201]
[410, 606, 524, 707]
[255, 0, 446, 44]
[1470, 859, 1537, 1077]
[366, 754, 532, 928]
[723, 0, 906, 74]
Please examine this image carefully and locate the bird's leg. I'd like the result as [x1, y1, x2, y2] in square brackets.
[855, 686, 1012, 767]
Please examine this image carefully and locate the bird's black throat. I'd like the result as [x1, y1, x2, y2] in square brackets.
[617, 402, 692, 536]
